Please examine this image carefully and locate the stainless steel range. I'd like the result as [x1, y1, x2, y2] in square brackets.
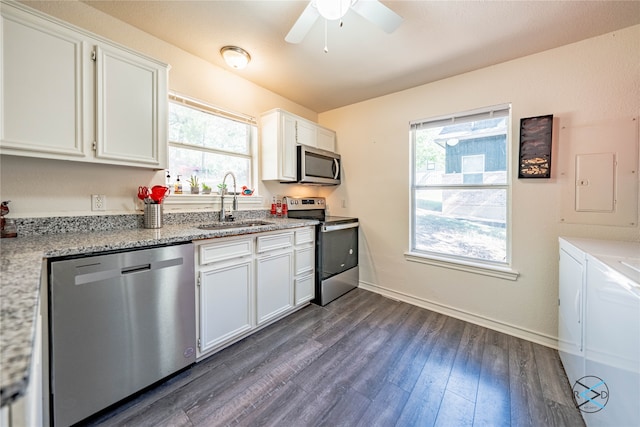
[285, 197, 359, 305]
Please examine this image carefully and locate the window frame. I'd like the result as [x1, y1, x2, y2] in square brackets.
[164, 93, 261, 208]
[405, 104, 519, 280]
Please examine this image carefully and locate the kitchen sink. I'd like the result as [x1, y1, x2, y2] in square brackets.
[197, 220, 273, 230]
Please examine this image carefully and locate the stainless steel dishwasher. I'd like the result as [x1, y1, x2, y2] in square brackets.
[48, 243, 196, 426]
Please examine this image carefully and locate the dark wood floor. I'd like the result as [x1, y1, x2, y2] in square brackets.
[87, 289, 585, 427]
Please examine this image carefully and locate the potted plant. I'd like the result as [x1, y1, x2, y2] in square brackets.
[201, 183, 212, 194]
[188, 175, 199, 194]
[217, 182, 227, 195]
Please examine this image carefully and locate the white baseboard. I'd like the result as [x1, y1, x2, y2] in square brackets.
[358, 280, 559, 350]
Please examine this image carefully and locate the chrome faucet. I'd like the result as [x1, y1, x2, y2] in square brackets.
[220, 171, 238, 222]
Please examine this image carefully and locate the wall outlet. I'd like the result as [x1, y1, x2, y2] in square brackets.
[91, 194, 106, 211]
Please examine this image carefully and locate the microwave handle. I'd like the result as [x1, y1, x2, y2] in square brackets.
[333, 158, 340, 179]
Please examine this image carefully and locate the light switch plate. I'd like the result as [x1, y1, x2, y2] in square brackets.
[92, 194, 106, 211]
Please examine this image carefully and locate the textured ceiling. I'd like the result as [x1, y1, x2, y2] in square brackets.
[79, 0, 640, 112]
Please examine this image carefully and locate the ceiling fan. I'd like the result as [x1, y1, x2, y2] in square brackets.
[285, 0, 403, 48]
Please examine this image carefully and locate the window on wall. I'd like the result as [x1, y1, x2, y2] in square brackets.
[168, 94, 256, 193]
[408, 104, 516, 278]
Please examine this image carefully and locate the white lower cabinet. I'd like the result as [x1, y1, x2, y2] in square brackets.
[295, 274, 314, 306]
[256, 232, 294, 325]
[198, 259, 253, 356]
[294, 227, 315, 305]
[256, 250, 293, 325]
[196, 236, 253, 358]
[195, 227, 312, 359]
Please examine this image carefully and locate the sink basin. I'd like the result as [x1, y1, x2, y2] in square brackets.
[198, 220, 273, 230]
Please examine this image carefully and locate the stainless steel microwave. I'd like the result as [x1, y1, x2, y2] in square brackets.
[297, 145, 341, 185]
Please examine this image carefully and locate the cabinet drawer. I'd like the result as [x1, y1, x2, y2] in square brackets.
[295, 246, 314, 275]
[295, 227, 315, 245]
[199, 238, 253, 265]
[257, 232, 293, 253]
[295, 273, 314, 305]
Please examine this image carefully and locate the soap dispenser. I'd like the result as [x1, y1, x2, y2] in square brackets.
[174, 175, 183, 194]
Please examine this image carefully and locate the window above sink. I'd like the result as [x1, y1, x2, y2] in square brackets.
[167, 93, 258, 201]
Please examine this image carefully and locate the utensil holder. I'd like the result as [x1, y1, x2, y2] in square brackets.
[144, 203, 163, 229]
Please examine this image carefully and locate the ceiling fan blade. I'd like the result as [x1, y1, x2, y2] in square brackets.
[352, 0, 403, 33]
[285, 2, 320, 43]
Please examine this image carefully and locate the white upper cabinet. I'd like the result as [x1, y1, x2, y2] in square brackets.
[0, 2, 168, 169]
[260, 109, 297, 182]
[316, 126, 336, 152]
[260, 108, 337, 181]
[94, 44, 166, 166]
[1, 6, 86, 159]
[295, 118, 317, 148]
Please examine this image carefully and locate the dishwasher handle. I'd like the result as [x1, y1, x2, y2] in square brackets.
[121, 264, 151, 275]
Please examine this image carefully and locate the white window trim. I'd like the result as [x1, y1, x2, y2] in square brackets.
[169, 92, 257, 126]
[409, 103, 517, 278]
[404, 251, 519, 281]
[164, 194, 264, 208]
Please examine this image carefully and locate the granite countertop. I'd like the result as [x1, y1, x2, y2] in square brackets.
[0, 216, 318, 407]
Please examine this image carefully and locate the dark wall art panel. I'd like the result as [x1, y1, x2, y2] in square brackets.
[518, 114, 553, 178]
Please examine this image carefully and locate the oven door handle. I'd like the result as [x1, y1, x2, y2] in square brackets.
[321, 222, 359, 232]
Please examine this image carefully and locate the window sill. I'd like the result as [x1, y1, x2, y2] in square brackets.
[164, 194, 264, 207]
[404, 251, 519, 281]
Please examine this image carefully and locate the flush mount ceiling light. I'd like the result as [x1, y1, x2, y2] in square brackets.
[220, 46, 251, 70]
[315, 0, 353, 21]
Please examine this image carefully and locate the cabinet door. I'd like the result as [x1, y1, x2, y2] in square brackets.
[256, 250, 293, 325]
[261, 110, 296, 182]
[280, 113, 298, 180]
[317, 127, 336, 152]
[94, 44, 167, 167]
[295, 245, 314, 276]
[1, 9, 86, 159]
[295, 273, 314, 306]
[199, 260, 253, 355]
[296, 119, 317, 147]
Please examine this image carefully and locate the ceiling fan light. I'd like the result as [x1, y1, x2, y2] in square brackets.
[315, 0, 351, 20]
[220, 46, 251, 70]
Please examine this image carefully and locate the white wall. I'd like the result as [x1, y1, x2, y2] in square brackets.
[318, 25, 640, 346]
[0, 1, 318, 216]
